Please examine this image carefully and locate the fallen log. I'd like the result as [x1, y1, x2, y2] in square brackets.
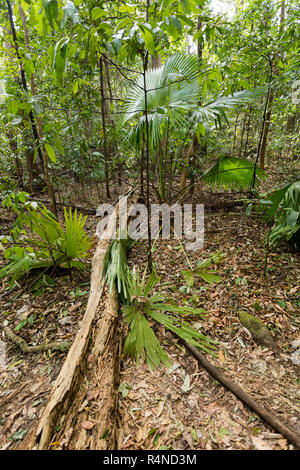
[31, 198, 96, 214]
[25, 197, 126, 450]
[55, 288, 122, 450]
[30, 186, 134, 216]
[184, 342, 300, 449]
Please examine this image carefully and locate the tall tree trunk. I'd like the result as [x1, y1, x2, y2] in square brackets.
[180, 11, 203, 193]
[104, 60, 122, 187]
[239, 113, 247, 157]
[144, 0, 152, 271]
[286, 112, 297, 133]
[259, 87, 274, 169]
[232, 114, 239, 154]
[244, 106, 252, 156]
[6, 0, 57, 215]
[99, 58, 110, 198]
[140, 136, 145, 197]
[19, 1, 57, 215]
[7, 129, 24, 189]
[179, 142, 194, 192]
[151, 55, 161, 69]
[2, 18, 37, 189]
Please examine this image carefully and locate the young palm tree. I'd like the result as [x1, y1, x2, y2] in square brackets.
[120, 53, 265, 200]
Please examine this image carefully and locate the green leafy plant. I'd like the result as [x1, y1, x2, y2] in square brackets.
[181, 251, 226, 288]
[121, 267, 217, 369]
[263, 181, 300, 248]
[0, 204, 92, 286]
[121, 54, 265, 150]
[1, 190, 29, 210]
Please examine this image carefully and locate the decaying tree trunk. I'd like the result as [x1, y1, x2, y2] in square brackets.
[25, 199, 125, 450]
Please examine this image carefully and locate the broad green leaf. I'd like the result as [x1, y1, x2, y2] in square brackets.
[45, 143, 56, 162]
[92, 7, 106, 20]
[138, 25, 155, 54]
[43, 0, 58, 27]
[196, 271, 223, 284]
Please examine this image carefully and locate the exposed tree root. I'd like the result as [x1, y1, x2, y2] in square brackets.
[184, 342, 300, 449]
[4, 326, 71, 353]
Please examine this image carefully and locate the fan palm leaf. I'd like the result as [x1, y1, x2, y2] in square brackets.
[122, 268, 217, 369]
[120, 53, 266, 149]
[203, 156, 265, 190]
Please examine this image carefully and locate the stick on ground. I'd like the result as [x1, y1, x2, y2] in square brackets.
[4, 326, 71, 353]
[184, 342, 300, 449]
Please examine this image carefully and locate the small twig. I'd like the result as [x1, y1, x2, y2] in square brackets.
[4, 326, 71, 354]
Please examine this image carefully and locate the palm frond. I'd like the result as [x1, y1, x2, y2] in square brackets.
[61, 208, 91, 260]
[102, 237, 133, 301]
[123, 306, 172, 369]
[0, 205, 92, 285]
[120, 53, 266, 150]
[120, 53, 200, 149]
[181, 251, 225, 288]
[203, 156, 265, 190]
[121, 268, 217, 369]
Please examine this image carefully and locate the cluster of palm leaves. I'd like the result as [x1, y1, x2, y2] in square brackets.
[121, 54, 265, 149]
[122, 268, 217, 369]
[120, 53, 266, 198]
[102, 235, 134, 302]
[0, 203, 91, 286]
[102, 236, 217, 369]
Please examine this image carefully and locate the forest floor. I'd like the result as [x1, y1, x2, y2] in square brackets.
[0, 156, 299, 450]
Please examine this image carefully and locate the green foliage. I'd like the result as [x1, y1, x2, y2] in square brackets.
[0, 204, 92, 286]
[122, 268, 217, 370]
[181, 251, 226, 288]
[43, 0, 58, 28]
[263, 181, 300, 247]
[203, 156, 265, 190]
[1, 190, 29, 210]
[102, 236, 134, 302]
[121, 53, 266, 151]
[0, 246, 37, 287]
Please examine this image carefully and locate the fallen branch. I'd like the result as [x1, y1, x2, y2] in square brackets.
[29, 198, 95, 214]
[30, 185, 134, 216]
[184, 342, 300, 449]
[4, 327, 71, 353]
